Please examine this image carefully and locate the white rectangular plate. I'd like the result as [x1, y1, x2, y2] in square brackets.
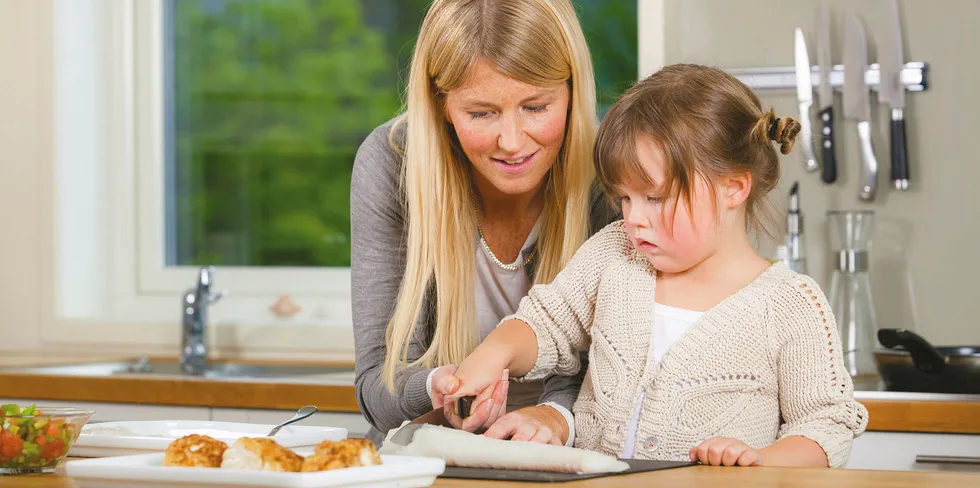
[66, 453, 445, 488]
[70, 421, 347, 458]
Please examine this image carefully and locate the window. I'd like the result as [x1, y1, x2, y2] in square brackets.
[55, 0, 651, 332]
[163, 0, 637, 270]
[163, 0, 436, 268]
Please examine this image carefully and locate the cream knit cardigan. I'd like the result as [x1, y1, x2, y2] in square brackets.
[509, 222, 869, 467]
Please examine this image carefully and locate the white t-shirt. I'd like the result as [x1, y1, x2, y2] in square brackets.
[620, 303, 704, 458]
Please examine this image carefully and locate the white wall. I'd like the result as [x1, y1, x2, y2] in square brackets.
[0, 0, 50, 351]
[665, 0, 980, 345]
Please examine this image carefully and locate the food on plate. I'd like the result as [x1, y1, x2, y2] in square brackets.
[163, 434, 228, 468]
[1, 403, 90, 472]
[380, 424, 629, 474]
[160, 432, 381, 474]
[220, 437, 303, 472]
[302, 438, 382, 472]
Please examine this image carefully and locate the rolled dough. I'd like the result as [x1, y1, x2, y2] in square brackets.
[379, 423, 629, 474]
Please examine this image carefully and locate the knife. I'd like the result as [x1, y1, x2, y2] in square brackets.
[386, 409, 446, 447]
[842, 13, 878, 201]
[879, 0, 910, 190]
[816, 6, 837, 184]
[793, 28, 820, 173]
[386, 397, 474, 447]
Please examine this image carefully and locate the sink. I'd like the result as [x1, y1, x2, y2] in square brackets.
[0, 359, 355, 382]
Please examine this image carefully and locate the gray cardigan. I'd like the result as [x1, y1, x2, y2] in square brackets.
[350, 119, 619, 443]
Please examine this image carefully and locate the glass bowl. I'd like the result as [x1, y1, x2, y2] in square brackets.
[1, 405, 95, 475]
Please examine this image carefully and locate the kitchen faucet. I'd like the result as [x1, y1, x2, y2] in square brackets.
[181, 266, 227, 375]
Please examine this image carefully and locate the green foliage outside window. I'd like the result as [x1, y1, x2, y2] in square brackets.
[168, 0, 636, 267]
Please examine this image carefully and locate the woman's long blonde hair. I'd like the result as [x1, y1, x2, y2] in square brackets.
[383, 0, 598, 390]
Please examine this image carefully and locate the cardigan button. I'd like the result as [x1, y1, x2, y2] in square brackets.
[644, 436, 659, 452]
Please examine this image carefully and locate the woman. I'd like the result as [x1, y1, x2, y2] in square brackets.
[350, 0, 617, 446]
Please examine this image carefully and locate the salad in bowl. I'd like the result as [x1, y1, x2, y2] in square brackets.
[1, 404, 94, 475]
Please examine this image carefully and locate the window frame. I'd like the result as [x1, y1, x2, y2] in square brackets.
[130, 0, 353, 327]
[45, 0, 664, 346]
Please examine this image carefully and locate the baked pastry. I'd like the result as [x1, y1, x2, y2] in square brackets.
[162, 434, 228, 468]
[302, 438, 383, 472]
[220, 437, 303, 472]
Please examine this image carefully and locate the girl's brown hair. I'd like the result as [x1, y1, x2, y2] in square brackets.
[594, 63, 800, 236]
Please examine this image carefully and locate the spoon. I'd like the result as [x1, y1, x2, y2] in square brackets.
[267, 405, 318, 436]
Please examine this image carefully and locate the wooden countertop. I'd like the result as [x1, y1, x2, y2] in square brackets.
[2, 464, 977, 487]
[0, 354, 361, 413]
[1, 353, 978, 434]
[859, 397, 980, 435]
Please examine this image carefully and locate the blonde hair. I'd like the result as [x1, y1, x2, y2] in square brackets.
[594, 64, 800, 238]
[383, 0, 598, 389]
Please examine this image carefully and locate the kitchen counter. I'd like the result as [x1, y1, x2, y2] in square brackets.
[1, 353, 978, 434]
[0, 354, 361, 413]
[2, 464, 977, 487]
[854, 389, 980, 435]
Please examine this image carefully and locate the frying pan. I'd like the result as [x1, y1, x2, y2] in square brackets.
[874, 328, 980, 394]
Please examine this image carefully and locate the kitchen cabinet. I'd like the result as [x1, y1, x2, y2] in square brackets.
[1, 397, 371, 438]
[847, 431, 980, 473]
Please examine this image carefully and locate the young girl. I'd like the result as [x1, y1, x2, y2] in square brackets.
[447, 64, 868, 468]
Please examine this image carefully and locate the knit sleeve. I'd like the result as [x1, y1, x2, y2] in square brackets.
[766, 274, 870, 468]
[507, 221, 630, 382]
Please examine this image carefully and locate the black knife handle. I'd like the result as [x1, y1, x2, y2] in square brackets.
[891, 112, 910, 189]
[457, 396, 473, 419]
[819, 106, 837, 184]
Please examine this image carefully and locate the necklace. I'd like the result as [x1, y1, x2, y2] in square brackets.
[472, 199, 537, 271]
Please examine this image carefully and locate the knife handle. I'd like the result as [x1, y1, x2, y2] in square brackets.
[891, 108, 910, 190]
[819, 107, 837, 184]
[797, 101, 820, 173]
[857, 120, 878, 201]
[457, 396, 474, 419]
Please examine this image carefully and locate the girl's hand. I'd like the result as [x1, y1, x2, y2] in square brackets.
[689, 437, 762, 466]
[448, 342, 512, 401]
[444, 343, 512, 432]
[445, 370, 509, 433]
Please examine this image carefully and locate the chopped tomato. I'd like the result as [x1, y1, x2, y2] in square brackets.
[41, 439, 65, 461]
[0, 430, 23, 461]
[46, 423, 60, 437]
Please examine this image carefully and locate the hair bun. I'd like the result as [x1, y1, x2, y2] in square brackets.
[771, 116, 801, 155]
[756, 109, 801, 155]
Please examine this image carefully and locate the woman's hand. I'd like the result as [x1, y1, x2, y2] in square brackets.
[428, 365, 460, 409]
[444, 370, 510, 433]
[689, 437, 762, 466]
[483, 404, 569, 445]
